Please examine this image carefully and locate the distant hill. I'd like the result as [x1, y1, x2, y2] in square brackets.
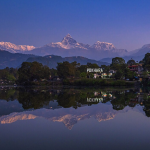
[0, 50, 34, 69]
[26, 55, 110, 69]
[0, 50, 109, 69]
[100, 44, 150, 63]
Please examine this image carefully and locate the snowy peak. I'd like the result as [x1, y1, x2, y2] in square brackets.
[0, 42, 35, 53]
[47, 34, 89, 50]
[61, 34, 77, 45]
[92, 41, 116, 50]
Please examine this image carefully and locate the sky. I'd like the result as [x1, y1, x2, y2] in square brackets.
[0, 0, 150, 51]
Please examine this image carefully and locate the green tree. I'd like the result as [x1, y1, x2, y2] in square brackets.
[127, 59, 136, 66]
[78, 65, 87, 73]
[142, 53, 150, 71]
[0, 67, 17, 81]
[101, 65, 110, 76]
[57, 61, 76, 79]
[110, 58, 126, 71]
[7, 74, 16, 81]
[115, 69, 123, 79]
[142, 71, 148, 78]
[50, 68, 57, 77]
[87, 63, 99, 68]
[80, 72, 87, 78]
[110, 57, 127, 79]
[71, 61, 80, 78]
[123, 68, 137, 80]
[112, 57, 125, 65]
[18, 61, 51, 84]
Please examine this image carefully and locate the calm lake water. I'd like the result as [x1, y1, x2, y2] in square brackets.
[0, 87, 150, 150]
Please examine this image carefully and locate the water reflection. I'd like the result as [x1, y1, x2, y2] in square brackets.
[0, 87, 149, 126]
[0, 87, 146, 110]
[0, 87, 150, 150]
[0, 106, 121, 130]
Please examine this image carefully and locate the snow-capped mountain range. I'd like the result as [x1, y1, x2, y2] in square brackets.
[0, 34, 150, 60]
[46, 34, 117, 51]
[25, 34, 128, 59]
[0, 34, 125, 52]
[0, 42, 35, 53]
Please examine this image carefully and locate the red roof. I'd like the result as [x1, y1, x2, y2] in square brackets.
[128, 65, 138, 67]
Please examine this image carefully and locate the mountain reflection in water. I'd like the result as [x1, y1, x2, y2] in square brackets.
[0, 87, 149, 129]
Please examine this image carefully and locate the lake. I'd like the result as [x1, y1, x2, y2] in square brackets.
[0, 87, 150, 150]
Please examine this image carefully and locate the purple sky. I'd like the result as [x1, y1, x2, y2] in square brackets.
[0, 0, 150, 51]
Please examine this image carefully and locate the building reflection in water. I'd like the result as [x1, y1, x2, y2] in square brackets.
[0, 87, 150, 129]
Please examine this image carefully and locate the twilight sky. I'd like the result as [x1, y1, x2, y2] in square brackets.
[0, 0, 150, 51]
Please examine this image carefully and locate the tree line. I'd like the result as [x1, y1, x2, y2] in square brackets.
[1, 53, 150, 85]
[0, 87, 150, 117]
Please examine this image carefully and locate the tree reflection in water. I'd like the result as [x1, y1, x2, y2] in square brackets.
[0, 87, 149, 117]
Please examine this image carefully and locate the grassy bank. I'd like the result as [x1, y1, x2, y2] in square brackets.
[17, 78, 135, 86]
[63, 78, 135, 86]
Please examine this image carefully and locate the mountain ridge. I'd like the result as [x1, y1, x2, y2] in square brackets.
[100, 43, 150, 63]
[24, 34, 128, 60]
[1, 34, 150, 61]
[0, 49, 109, 69]
[0, 34, 128, 60]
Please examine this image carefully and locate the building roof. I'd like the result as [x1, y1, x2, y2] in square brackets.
[128, 65, 138, 67]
